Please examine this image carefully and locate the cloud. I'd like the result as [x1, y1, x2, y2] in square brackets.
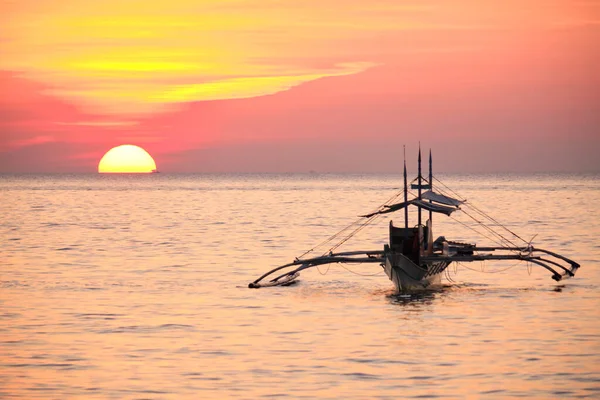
[7, 135, 56, 149]
[0, 141, 95, 173]
[0, 72, 161, 161]
[7, 0, 589, 114]
[155, 62, 376, 103]
[1, 0, 392, 114]
[55, 121, 139, 127]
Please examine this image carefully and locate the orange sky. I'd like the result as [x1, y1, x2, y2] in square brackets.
[1, 0, 599, 172]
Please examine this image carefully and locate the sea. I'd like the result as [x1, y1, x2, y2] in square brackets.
[1, 173, 599, 399]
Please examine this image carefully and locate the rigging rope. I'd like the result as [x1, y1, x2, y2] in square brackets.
[296, 217, 363, 259]
[325, 187, 411, 254]
[426, 182, 524, 251]
[405, 187, 512, 249]
[325, 214, 380, 255]
[447, 214, 506, 248]
[339, 263, 385, 276]
[445, 267, 456, 282]
[456, 261, 522, 274]
[297, 187, 406, 259]
[433, 176, 529, 246]
[458, 208, 521, 249]
[316, 264, 331, 275]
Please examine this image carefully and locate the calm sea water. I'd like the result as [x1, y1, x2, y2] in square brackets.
[1, 173, 599, 399]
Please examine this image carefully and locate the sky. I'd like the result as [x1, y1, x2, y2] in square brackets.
[1, 0, 599, 173]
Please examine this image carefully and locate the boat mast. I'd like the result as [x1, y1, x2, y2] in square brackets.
[417, 145, 422, 228]
[403, 146, 408, 233]
[429, 149, 433, 223]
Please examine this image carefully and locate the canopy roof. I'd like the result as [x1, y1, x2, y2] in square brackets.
[361, 192, 461, 218]
[421, 190, 464, 206]
[411, 199, 458, 215]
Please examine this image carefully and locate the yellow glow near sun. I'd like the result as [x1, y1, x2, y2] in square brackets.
[98, 144, 157, 173]
[0, 1, 380, 114]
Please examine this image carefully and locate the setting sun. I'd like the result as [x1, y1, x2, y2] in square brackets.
[98, 144, 157, 173]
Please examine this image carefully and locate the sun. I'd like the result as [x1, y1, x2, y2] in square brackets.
[98, 144, 157, 173]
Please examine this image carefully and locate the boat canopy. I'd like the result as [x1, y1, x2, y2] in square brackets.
[411, 199, 459, 216]
[361, 197, 459, 218]
[421, 190, 465, 206]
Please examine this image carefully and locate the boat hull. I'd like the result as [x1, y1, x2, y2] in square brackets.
[384, 253, 449, 292]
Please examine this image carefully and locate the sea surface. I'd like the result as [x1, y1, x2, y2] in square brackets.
[1, 173, 599, 399]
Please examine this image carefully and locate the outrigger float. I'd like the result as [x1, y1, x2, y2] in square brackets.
[249, 147, 580, 292]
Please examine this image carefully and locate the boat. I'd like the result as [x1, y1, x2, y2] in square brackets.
[248, 147, 580, 292]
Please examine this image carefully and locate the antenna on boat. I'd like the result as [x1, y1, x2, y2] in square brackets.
[417, 144, 422, 228]
[403, 145, 408, 232]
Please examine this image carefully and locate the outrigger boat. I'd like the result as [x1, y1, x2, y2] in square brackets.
[249, 147, 580, 292]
